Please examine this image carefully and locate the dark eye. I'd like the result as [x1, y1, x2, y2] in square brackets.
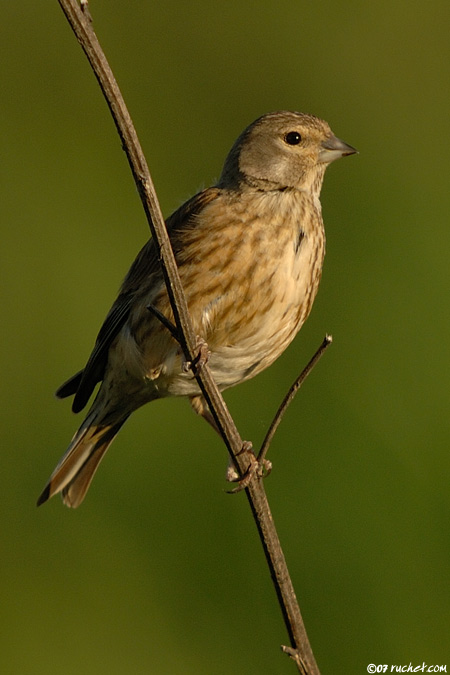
[284, 131, 302, 145]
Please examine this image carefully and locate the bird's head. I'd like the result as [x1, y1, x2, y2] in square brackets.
[219, 111, 357, 196]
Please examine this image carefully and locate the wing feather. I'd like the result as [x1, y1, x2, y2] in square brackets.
[56, 187, 222, 412]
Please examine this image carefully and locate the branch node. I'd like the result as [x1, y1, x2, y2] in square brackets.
[281, 645, 308, 672]
[80, 0, 92, 23]
[226, 444, 273, 494]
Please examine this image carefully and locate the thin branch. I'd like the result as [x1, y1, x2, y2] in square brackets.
[56, 2, 322, 672]
[147, 303, 179, 340]
[258, 335, 333, 465]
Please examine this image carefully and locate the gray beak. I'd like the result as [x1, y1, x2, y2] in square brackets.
[319, 135, 358, 163]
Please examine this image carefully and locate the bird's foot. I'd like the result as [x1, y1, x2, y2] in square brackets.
[183, 337, 210, 376]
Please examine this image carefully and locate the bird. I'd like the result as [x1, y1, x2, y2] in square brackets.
[37, 111, 356, 508]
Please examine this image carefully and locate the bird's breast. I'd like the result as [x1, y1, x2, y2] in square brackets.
[185, 189, 326, 388]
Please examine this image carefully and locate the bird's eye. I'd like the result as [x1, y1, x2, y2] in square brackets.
[284, 131, 302, 145]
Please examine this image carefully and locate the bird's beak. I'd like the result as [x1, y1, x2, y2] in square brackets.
[319, 135, 358, 163]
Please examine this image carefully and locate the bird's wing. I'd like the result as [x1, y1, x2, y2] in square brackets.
[57, 187, 222, 413]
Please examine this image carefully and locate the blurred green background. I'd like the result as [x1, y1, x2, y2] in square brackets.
[2, 1, 449, 673]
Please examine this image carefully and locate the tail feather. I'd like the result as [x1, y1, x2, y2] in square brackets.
[37, 413, 128, 508]
[55, 370, 83, 400]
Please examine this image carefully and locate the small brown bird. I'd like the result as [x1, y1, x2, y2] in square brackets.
[37, 111, 356, 508]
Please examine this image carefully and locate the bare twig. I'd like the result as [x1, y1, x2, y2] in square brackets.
[56, 2, 322, 672]
[258, 335, 333, 465]
[147, 303, 179, 340]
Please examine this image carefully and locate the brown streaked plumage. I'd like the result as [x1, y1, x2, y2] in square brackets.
[37, 111, 356, 508]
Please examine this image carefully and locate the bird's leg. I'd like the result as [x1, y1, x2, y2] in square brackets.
[183, 337, 211, 376]
[189, 393, 220, 433]
[190, 394, 239, 478]
[189, 395, 270, 490]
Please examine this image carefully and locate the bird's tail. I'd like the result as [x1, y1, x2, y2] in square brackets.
[37, 411, 129, 508]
